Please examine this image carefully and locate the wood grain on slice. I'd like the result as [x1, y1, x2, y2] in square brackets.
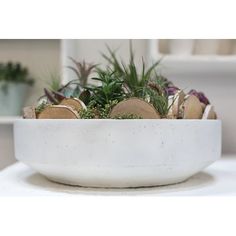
[38, 105, 79, 119]
[180, 95, 203, 119]
[60, 98, 86, 112]
[23, 106, 36, 119]
[202, 105, 217, 119]
[110, 98, 160, 119]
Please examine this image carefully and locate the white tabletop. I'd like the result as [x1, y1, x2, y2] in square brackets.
[0, 155, 235, 196]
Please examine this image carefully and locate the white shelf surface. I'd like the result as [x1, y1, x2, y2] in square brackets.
[0, 116, 22, 125]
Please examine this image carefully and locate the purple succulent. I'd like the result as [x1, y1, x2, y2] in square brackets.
[188, 89, 210, 105]
[165, 86, 179, 96]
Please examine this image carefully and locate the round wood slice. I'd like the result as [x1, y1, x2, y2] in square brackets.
[181, 95, 203, 119]
[202, 105, 217, 119]
[110, 98, 160, 119]
[38, 105, 79, 119]
[60, 98, 86, 112]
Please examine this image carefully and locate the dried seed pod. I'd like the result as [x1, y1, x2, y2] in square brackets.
[167, 90, 185, 118]
[202, 105, 217, 119]
[60, 98, 86, 112]
[38, 105, 79, 119]
[110, 97, 160, 119]
[23, 106, 36, 119]
[179, 95, 203, 119]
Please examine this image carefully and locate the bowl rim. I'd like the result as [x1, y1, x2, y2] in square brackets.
[14, 119, 222, 124]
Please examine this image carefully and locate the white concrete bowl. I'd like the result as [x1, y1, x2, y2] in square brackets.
[14, 119, 221, 188]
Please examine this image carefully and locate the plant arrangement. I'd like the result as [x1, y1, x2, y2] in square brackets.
[23, 46, 217, 120]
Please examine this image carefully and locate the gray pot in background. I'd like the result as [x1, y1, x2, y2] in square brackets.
[0, 82, 29, 116]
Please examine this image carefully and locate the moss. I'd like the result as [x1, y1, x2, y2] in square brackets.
[112, 114, 142, 119]
[35, 101, 48, 115]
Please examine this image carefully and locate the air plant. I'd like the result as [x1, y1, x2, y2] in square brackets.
[46, 73, 61, 92]
[67, 57, 97, 87]
[102, 45, 161, 98]
[101, 44, 175, 117]
[39, 58, 96, 106]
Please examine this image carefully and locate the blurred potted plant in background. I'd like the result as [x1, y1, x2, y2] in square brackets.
[0, 62, 34, 116]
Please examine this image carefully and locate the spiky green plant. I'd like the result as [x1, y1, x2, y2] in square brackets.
[102, 45, 161, 98]
[46, 73, 61, 92]
[101, 44, 174, 117]
[145, 74, 175, 117]
[87, 68, 126, 108]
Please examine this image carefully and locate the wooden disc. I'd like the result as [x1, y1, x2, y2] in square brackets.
[23, 106, 36, 119]
[202, 105, 216, 119]
[181, 95, 203, 119]
[110, 98, 160, 119]
[38, 105, 79, 119]
[60, 98, 86, 112]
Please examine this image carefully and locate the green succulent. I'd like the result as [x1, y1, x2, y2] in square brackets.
[87, 68, 126, 108]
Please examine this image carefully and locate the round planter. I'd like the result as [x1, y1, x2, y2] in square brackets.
[14, 119, 221, 188]
[0, 82, 29, 116]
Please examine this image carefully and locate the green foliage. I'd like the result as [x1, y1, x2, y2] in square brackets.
[40, 58, 96, 104]
[102, 45, 174, 117]
[144, 74, 170, 117]
[113, 114, 142, 119]
[0, 62, 34, 85]
[143, 87, 169, 117]
[47, 73, 61, 92]
[37, 44, 177, 119]
[79, 100, 118, 119]
[35, 101, 48, 114]
[98, 100, 118, 118]
[79, 107, 97, 119]
[87, 69, 126, 108]
[102, 44, 161, 98]
[79, 90, 91, 105]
